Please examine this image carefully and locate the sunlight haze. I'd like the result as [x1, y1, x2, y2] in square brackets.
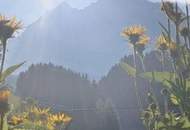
[0, 0, 97, 25]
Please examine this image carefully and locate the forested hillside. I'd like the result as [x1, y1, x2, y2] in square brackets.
[16, 51, 172, 130]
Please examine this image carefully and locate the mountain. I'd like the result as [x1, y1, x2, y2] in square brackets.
[7, 0, 164, 79]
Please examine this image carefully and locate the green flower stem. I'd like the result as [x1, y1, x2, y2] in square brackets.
[184, 37, 188, 48]
[175, 3, 181, 45]
[186, 2, 190, 48]
[175, 23, 180, 44]
[0, 113, 4, 130]
[141, 57, 156, 102]
[168, 19, 171, 42]
[0, 39, 7, 75]
[146, 121, 151, 130]
[140, 56, 146, 72]
[179, 105, 184, 115]
[0, 39, 7, 130]
[133, 46, 143, 111]
[161, 51, 165, 72]
[182, 47, 188, 66]
[164, 96, 168, 114]
[172, 62, 185, 114]
[65, 121, 72, 130]
[152, 112, 156, 130]
[172, 62, 180, 115]
[172, 62, 176, 74]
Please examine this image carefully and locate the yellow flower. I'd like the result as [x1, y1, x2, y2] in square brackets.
[46, 122, 55, 130]
[0, 87, 11, 102]
[121, 25, 148, 45]
[168, 42, 180, 60]
[138, 35, 150, 45]
[48, 113, 64, 125]
[156, 35, 169, 51]
[169, 43, 177, 51]
[161, 2, 184, 23]
[28, 106, 50, 121]
[0, 15, 22, 40]
[48, 113, 72, 126]
[122, 25, 146, 37]
[34, 120, 44, 127]
[0, 88, 10, 114]
[29, 106, 50, 115]
[63, 116, 72, 123]
[8, 115, 25, 126]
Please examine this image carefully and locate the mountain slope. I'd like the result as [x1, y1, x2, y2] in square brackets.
[15, 51, 173, 130]
[7, 0, 164, 79]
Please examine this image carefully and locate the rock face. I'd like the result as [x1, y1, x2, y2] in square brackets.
[7, 0, 164, 79]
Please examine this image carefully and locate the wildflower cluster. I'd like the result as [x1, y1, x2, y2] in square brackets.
[7, 106, 72, 130]
[121, 1, 190, 130]
[121, 25, 149, 56]
[0, 14, 24, 130]
[0, 14, 72, 130]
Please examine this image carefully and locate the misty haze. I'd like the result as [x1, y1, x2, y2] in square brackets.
[0, 0, 189, 130]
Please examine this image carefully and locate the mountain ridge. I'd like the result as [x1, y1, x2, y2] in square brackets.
[7, 0, 165, 79]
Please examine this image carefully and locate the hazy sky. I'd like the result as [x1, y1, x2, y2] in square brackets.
[0, 0, 187, 26]
[148, 0, 190, 4]
[0, 0, 97, 25]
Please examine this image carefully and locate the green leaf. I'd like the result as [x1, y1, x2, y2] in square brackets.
[180, 16, 190, 24]
[0, 62, 25, 82]
[139, 71, 175, 86]
[120, 62, 136, 77]
[120, 62, 179, 88]
[187, 81, 190, 88]
[170, 94, 180, 105]
[159, 22, 169, 35]
[3, 115, 8, 130]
